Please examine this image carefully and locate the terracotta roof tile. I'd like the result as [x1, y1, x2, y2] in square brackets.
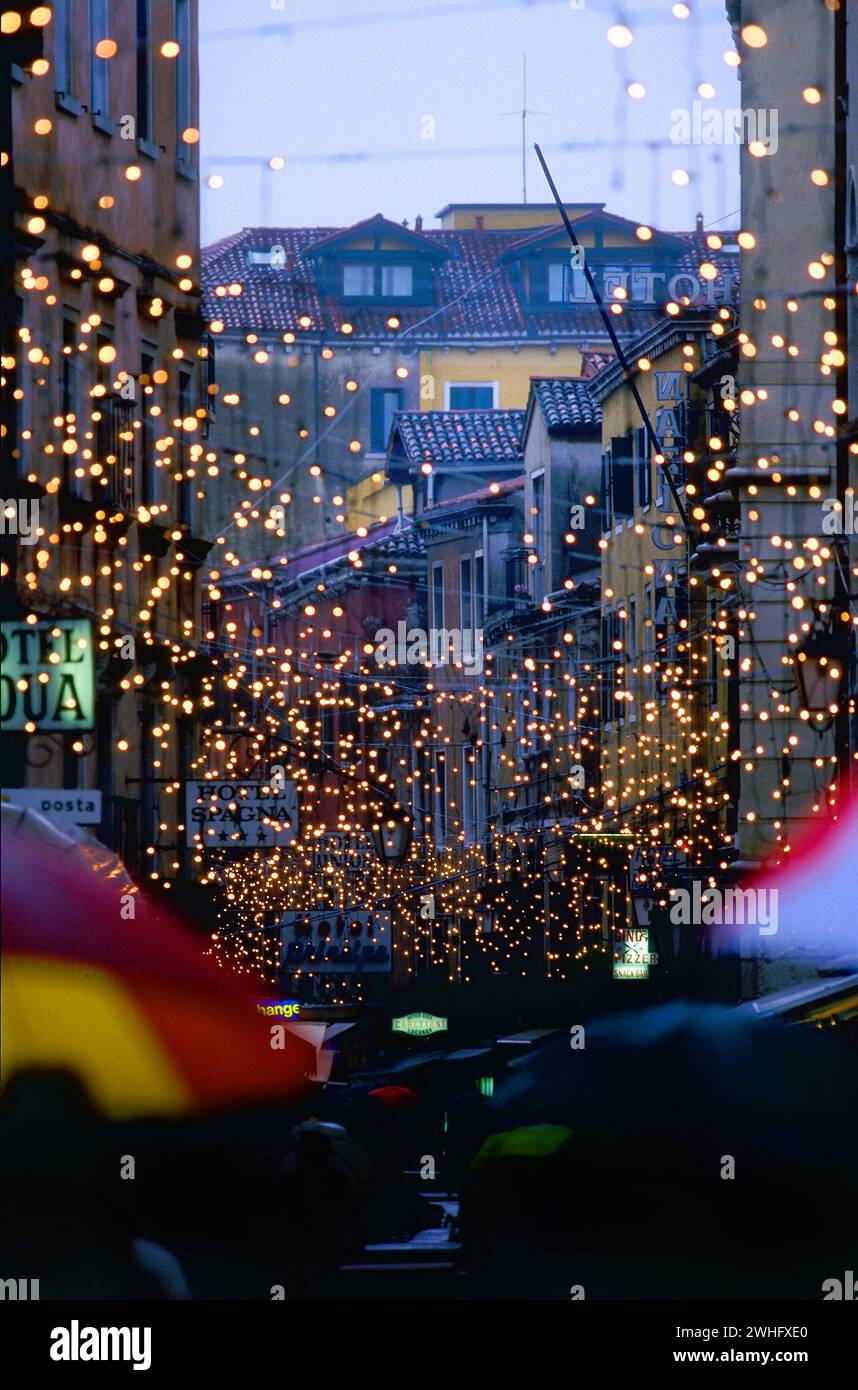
[202, 225, 738, 343]
[391, 409, 525, 466]
[531, 378, 601, 433]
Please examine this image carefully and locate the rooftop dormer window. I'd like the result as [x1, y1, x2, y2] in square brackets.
[247, 245, 287, 268]
[548, 262, 590, 303]
[343, 263, 374, 296]
[342, 261, 414, 299]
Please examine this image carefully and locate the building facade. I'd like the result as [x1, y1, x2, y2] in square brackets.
[199, 203, 736, 562]
[1, 1, 211, 882]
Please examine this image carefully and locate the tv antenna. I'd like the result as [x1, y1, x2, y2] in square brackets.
[502, 54, 547, 204]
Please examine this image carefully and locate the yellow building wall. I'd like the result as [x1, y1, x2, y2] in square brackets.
[438, 205, 602, 230]
[345, 475, 413, 529]
[419, 344, 585, 411]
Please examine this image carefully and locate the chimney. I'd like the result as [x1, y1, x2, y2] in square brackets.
[696, 211, 704, 233]
[474, 214, 485, 233]
[415, 214, 423, 232]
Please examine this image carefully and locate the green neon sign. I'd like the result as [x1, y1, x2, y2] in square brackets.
[392, 1012, 449, 1037]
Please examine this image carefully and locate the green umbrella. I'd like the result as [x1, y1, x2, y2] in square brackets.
[470, 1123, 573, 1170]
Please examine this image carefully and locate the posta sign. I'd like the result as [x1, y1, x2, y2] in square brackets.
[392, 1012, 449, 1037]
[0, 619, 94, 731]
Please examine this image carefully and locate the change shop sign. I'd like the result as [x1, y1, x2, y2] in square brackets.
[186, 779, 298, 849]
[0, 619, 95, 731]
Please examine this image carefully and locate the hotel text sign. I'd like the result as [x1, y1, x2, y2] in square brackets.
[0, 619, 95, 731]
[186, 779, 298, 848]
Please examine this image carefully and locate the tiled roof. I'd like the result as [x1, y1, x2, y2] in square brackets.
[421, 475, 525, 516]
[363, 526, 426, 559]
[202, 223, 738, 344]
[580, 350, 615, 379]
[530, 378, 601, 434]
[390, 409, 525, 467]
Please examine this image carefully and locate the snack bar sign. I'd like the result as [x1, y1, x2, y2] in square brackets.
[613, 927, 658, 981]
[186, 779, 298, 849]
[0, 619, 94, 731]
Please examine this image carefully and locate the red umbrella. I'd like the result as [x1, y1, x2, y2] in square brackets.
[1, 810, 314, 1119]
[367, 1085, 419, 1108]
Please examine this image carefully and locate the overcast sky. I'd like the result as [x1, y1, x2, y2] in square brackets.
[199, 0, 741, 246]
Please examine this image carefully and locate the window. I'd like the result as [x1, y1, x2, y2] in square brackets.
[54, 0, 74, 98]
[615, 606, 625, 728]
[90, 0, 110, 116]
[601, 609, 614, 724]
[140, 347, 158, 506]
[247, 249, 284, 267]
[342, 263, 374, 297]
[532, 471, 545, 602]
[635, 426, 651, 508]
[477, 741, 488, 840]
[846, 167, 858, 250]
[178, 368, 193, 526]
[434, 755, 447, 850]
[95, 328, 113, 389]
[474, 551, 485, 627]
[341, 262, 414, 299]
[446, 383, 497, 409]
[381, 264, 413, 297]
[136, 0, 153, 142]
[708, 597, 720, 706]
[602, 266, 629, 300]
[463, 762, 477, 845]
[610, 435, 635, 519]
[175, 0, 192, 152]
[600, 451, 612, 531]
[548, 262, 590, 303]
[627, 596, 637, 724]
[644, 584, 655, 702]
[514, 683, 527, 755]
[432, 562, 444, 631]
[506, 550, 525, 602]
[460, 557, 472, 630]
[61, 314, 79, 489]
[370, 388, 402, 453]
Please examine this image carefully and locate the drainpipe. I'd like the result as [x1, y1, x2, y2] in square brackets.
[482, 512, 489, 619]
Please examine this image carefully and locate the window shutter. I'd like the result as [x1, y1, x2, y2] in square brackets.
[611, 435, 635, 518]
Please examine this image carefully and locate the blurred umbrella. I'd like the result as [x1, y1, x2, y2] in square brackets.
[367, 1084, 419, 1108]
[0, 799, 136, 890]
[471, 1123, 573, 1171]
[285, 1119, 371, 1191]
[1, 810, 313, 1119]
[488, 1000, 856, 1161]
[461, 1004, 857, 1296]
[743, 790, 858, 964]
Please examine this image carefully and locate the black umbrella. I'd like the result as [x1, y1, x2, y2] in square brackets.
[458, 1001, 858, 1299]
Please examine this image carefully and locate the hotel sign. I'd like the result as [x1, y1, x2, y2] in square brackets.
[279, 909, 391, 973]
[0, 619, 94, 731]
[186, 779, 298, 849]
